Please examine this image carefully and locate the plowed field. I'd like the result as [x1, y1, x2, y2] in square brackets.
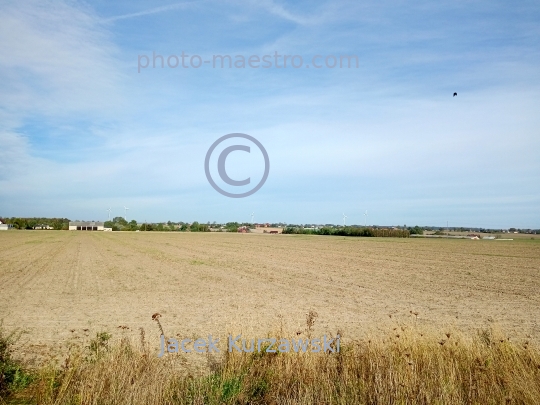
[1, 231, 539, 363]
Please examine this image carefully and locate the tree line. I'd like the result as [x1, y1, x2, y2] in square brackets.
[105, 218, 248, 232]
[0, 217, 70, 230]
[282, 226, 411, 238]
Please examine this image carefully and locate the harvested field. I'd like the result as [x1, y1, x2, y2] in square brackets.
[0, 231, 539, 365]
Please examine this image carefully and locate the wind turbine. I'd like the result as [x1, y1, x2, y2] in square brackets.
[251, 212, 254, 225]
[342, 213, 347, 226]
[364, 210, 368, 227]
[107, 208, 112, 221]
[124, 206, 129, 221]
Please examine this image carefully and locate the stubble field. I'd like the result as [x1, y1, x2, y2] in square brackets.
[1, 231, 539, 364]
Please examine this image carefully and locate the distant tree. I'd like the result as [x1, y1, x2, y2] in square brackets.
[225, 222, 239, 232]
[52, 220, 64, 230]
[408, 226, 424, 235]
[187, 222, 210, 232]
[114, 216, 128, 226]
[12, 218, 24, 229]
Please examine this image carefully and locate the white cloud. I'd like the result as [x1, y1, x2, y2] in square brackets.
[0, 0, 124, 117]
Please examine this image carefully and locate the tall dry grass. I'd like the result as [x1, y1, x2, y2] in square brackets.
[8, 326, 540, 405]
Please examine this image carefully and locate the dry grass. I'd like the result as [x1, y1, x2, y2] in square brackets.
[6, 326, 539, 405]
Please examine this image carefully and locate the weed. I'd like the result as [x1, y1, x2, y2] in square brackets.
[87, 332, 112, 360]
[0, 322, 33, 397]
[189, 259, 205, 265]
[152, 313, 165, 337]
[305, 309, 318, 338]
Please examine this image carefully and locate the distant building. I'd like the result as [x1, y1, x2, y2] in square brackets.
[69, 221, 104, 231]
[0, 223, 14, 231]
[34, 224, 53, 230]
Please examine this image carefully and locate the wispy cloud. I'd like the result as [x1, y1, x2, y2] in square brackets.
[0, 0, 123, 118]
[101, 0, 311, 25]
[248, 0, 311, 25]
[0, 0, 126, 203]
[101, 1, 198, 23]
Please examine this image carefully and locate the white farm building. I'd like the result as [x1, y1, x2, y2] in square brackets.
[69, 221, 105, 231]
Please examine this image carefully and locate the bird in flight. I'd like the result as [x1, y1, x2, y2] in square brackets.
[453, 92, 457, 97]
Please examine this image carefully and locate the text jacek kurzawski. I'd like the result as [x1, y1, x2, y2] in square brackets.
[158, 334, 340, 357]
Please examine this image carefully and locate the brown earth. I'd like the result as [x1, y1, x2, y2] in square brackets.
[0, 231, 539, 365]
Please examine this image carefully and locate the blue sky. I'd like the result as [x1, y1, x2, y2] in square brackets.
[0, 0, 539, 228]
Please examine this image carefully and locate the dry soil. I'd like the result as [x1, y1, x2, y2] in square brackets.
[1, 231, 539, 364]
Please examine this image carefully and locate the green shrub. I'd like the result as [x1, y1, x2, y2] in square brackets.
[0, 323, 33, 396]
